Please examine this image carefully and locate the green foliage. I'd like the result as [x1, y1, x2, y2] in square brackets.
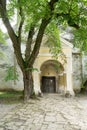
[0, 90, 22, 98]
[7, 0, 50, 32]
[73, 27, 87, 53]
[54, 0, 70, 14]
[0, 90, 23, 104]
[53, 61, 64, 73]
[6, 0, 87, 47]
[5, 66, 19, 81]
[45, 21, 66, 60]
[0, 29, 6, 44]
[25, 67, 38, 72]
[46, 21, 61, 55]
[0, 29, 6, 59]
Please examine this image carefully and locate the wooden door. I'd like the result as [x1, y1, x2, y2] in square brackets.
[41, 76, 56, 93]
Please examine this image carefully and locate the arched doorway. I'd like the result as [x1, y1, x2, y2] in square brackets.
[40, 60, 64, 93]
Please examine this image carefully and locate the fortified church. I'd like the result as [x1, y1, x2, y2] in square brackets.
[0, 34, 83, 96]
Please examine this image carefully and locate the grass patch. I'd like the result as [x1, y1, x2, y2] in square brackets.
[0, 90, 23, 104]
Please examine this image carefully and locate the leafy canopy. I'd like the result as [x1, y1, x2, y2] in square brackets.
[0, 0, 87, 60]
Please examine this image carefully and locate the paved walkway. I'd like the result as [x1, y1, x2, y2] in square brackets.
[0, 94, 87, 130]
[0, 104, 17, 120]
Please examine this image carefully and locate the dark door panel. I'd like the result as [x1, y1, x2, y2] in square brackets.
[41, 76, 56, 93]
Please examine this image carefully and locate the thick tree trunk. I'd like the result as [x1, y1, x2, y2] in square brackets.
[23, 71, 33, 101]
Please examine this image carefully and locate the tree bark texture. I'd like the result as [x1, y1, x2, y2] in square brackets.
[23, 71, 34, 101]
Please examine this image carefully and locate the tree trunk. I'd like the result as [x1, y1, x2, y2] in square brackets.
[23, 71, 33, 101]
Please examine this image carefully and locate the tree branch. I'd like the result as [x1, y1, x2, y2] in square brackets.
[27, 0, 58, 66]
[28, 18, 50, 66]
[18, 0, 24, 43]
[56, 13, 80, 29]
[25, 26, 35, 61]
[0, 0, 6, 11]
[0, 1, 24, 71]
[49, 0, 58, 11]
[68, 21, 80, 29]
[18, 19, 24, 43]
[0, 2, 16, 42]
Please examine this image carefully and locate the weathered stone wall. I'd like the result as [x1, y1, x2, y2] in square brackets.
[0, 41, 23, 91]
[72, 52, 82, 93]
[82, 55, 87, 87]
[0, 39, 84, 94]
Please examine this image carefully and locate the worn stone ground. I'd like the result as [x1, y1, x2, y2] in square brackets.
[0, 94, 87, 130]
[0, 104, 17, 120]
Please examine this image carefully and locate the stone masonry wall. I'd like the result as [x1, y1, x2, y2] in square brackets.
[72, 52, 82, 93]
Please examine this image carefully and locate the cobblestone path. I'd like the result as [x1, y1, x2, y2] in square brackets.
[0, 94, 87, 130]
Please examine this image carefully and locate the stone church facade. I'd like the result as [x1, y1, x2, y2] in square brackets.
[0, 37, 83, 95]
[33, 38, 74, 96]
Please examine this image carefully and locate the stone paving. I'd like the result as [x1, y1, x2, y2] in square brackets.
[0, 104, 17, 120]
[0, 94, 87, 130]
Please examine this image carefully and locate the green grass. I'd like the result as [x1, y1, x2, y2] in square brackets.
[0, 90, 23, 104]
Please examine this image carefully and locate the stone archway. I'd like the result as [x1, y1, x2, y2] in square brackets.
[40, 60, 65, 93]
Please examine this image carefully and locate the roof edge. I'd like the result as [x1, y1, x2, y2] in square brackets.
[60, 37, 73, 48]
